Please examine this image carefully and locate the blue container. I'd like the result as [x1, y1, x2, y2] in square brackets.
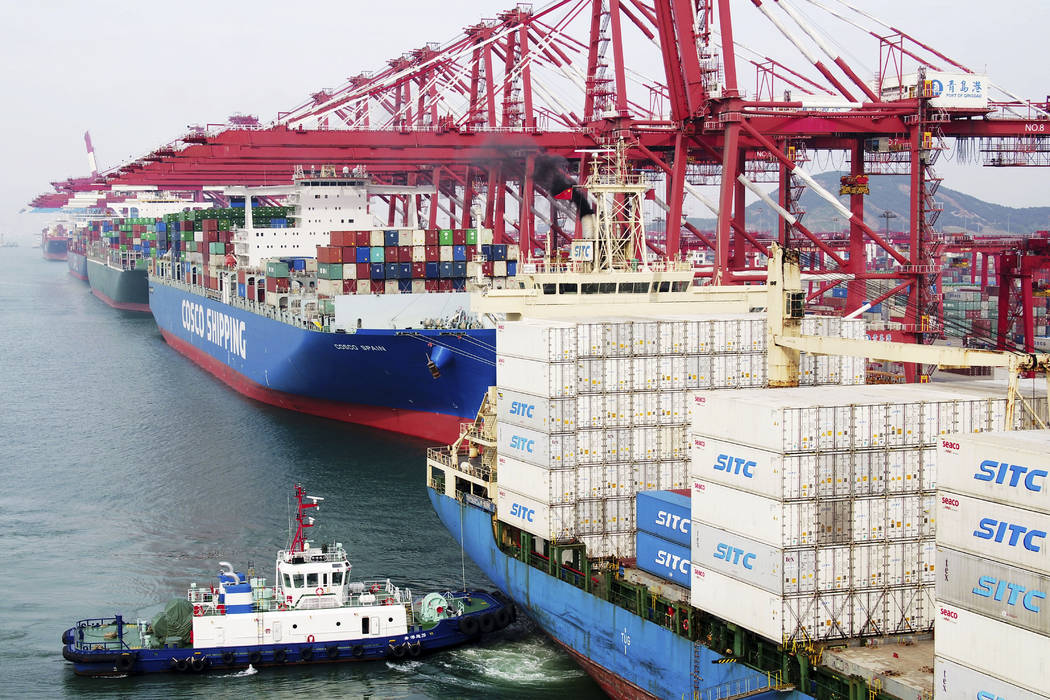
[452, 245, 466, 261]
[480, 244, 492, 259]
[356, 247, 371, 263]
[384, 229, 399, 247]
[292, 258, 306, 271]
[492, 244, 507, 261]
[157, 222, 167, 232]
[452, 278, 466, 291]
[425, 262, 440, 279]
[507, 260, 517, 276]
[636, 530, 691, 585]
[370, 263, 385, 280]
[453, 261, 467, 277]
[869, 303, 882, 313]
[636, 491, 691, 547]
[399, 262, 412, 279]
[385, 263, 400, 279]
[439, 262, 454, 279]
[397, 279, 413, 293]
[370, 246, 385, 263]
[831, 287, 848, 299]
[238, 283, 246, 297]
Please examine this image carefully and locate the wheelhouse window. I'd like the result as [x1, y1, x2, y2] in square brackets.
[559, 283, 578, 294]
[657, 281, 671, 292]
[283, 573, 292, 589]
[306, 572, 318, 587]
[542, 283, 557, 295]
[292, 574, 304, 588]
[332, 571, 343, 585]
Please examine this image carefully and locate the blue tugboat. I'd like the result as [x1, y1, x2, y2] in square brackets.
[62, 484, 514, 676]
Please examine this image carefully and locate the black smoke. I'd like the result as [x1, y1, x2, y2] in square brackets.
[533, 155, 594, 217]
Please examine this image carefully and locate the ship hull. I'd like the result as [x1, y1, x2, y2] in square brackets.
[42, 237, 68, 261]
[148, 281, 495, 442]
[67, 251, 88, 281]
[428, 490, 810, 700]
[86, 257, 149, 312]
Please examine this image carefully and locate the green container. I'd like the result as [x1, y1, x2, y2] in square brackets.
[370, 246, 385, 263]
[266, 261, 290, 278]
[438, 229, 454, 246]
[317, 263, 343, 280]
[209, 241, 225, 255]
[186, 242, 197, 252]
[465, 228, 478, 245]
[319, 299, 335, 315]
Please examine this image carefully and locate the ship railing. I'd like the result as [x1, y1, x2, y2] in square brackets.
[71, 617, 133, 651]
[695, 670, 786, 700]
[277, 549, 346, 563]
[427, 447, 454, 469]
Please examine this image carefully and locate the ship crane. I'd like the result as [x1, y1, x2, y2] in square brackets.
[766, 243, 1050, 429]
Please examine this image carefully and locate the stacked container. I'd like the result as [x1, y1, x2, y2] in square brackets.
[635, 491, 692, 586]
[688, 381, 1049, 645]
[934, 429, 1050, 698]
[494, 314, 867, 559]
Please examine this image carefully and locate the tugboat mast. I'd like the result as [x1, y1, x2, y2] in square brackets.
[289, 483, 323, 553]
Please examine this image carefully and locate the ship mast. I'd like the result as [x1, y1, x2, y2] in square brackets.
[289, 483, 323, 553]
[581, 140, 654, 273]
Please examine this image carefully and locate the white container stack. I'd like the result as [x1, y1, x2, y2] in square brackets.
[688, 381, 1049, 645]
[494, 314, 866, 559]
[934, 429, 1050, 697]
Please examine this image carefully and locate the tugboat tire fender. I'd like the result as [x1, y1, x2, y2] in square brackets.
[351, 645, 364, 658]
[248, 650, 262, 664]
[408, 641, 422, 658]
[190, 656, 208, 672]
[222, 651, 236, 665]
[387, 643, 406, 659]
[495, 607, 512, 628]
[479, 612, 496, 634]
[172, 657, 188, 672]
[300, 646, 314, 661]
[327, 645, 341, 659]
[116, 654, 135, 672]
[273, 648, 287, 663]
[458, 615, 479, 636]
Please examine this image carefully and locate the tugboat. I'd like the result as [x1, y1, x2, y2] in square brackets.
[62, 484, 515, 676]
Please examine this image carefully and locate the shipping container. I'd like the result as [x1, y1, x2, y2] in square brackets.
[932, 657, 1045, 700]
[691, 564, 934, 643]
[692, 479, 932, 548]
[495, 388, 576, 433]
[637, 490, 690, 546]
[935, 602, 1048, 696]
[497, 422, 576, 468]
[495, 455, 552, 503]
[636, 530, 692, 586]
[496, 488, 570, 541]
[497, 319, 577, 362]
[937, 491, 1050, 574]
[938, 429, 1050, 514]
[936, 546, 1050, 637]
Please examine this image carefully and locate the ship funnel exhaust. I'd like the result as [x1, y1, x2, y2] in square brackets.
[534, 155, 593, 217]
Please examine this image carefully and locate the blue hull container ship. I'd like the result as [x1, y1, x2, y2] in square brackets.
[62, 484, 514, 676]
[148, 166, 518, 443]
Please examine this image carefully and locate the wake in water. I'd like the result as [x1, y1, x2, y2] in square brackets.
[217, 664, 259, 678]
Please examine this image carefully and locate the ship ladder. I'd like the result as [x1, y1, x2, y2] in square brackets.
[695, 671, 792, 700]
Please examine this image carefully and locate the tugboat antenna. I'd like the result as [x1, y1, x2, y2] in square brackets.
[289, 483, 321, 553]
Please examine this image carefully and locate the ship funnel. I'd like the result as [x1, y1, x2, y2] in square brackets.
[581, 214, 596, 239]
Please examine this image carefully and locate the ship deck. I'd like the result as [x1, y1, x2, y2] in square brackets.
[74, 620, 149, 651]
[820, 638, 934, 699]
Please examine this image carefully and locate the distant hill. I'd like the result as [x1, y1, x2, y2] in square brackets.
[688, 171, 1050, 235]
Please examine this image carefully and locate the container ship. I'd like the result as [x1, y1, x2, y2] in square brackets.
[147, 166, 524, 442]
[426, 155, 1050, 698]
[40, 225, 69, 261]
[67, 228, 88, 281]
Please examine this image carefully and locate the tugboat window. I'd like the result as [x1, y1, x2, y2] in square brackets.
[332, 571, 343, 585]
[283, 573, 292, 589]
[306, 573, 318, 587]
[362, 617, 369, 634]
[293, 574, 304, 589]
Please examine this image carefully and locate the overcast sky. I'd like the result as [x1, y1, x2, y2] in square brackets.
[4, 0, 1049, 239]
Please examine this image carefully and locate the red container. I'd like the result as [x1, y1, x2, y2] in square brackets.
[398, 246, 413, 263]
[355, 231, 371, 247]
[370, 280, 385, 294]
[411, 261, 425, 278]
[465, 247, 476, 261]
[482, 261, 494, 276]
[424, 279, 439, 291]
[342, 246, 356, 261]
[425, 230, 439, 246]
[329, 231, 343, 247]
[333, 231, 349, 246]
[343, 280, 356, 294]
[202, 219, 218, 232]
[425, 246, 439, 262]
[452, 229, 466, 245]
[438, 279, 453, 291]
[226, 243, 235, 254]
[356, 263, 370, 278]
[385, 246, 398, 262]
[318, 246, 342, 263]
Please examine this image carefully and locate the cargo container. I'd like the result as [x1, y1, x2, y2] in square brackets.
[692, 520, 933, 595]
[496, 355, 577, 398]
[937, 491, 1050, 574]
[935, 602, 1048, 696]
[497, 422, 577, 468]
[689, 381, 1048, 454]
[933, 657, 1045, 700]
[691, 564, 934, 643]
[496, 319, 577, 362]
[691, 479, 933, 548]
[636, 530, 692, 586]
[636, 490, 690, 547]
[938, 429, 1050, 514]
[688, 435, 934, 499]
[935, 546, 1050, 637]
[496, 388, 577, 432]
